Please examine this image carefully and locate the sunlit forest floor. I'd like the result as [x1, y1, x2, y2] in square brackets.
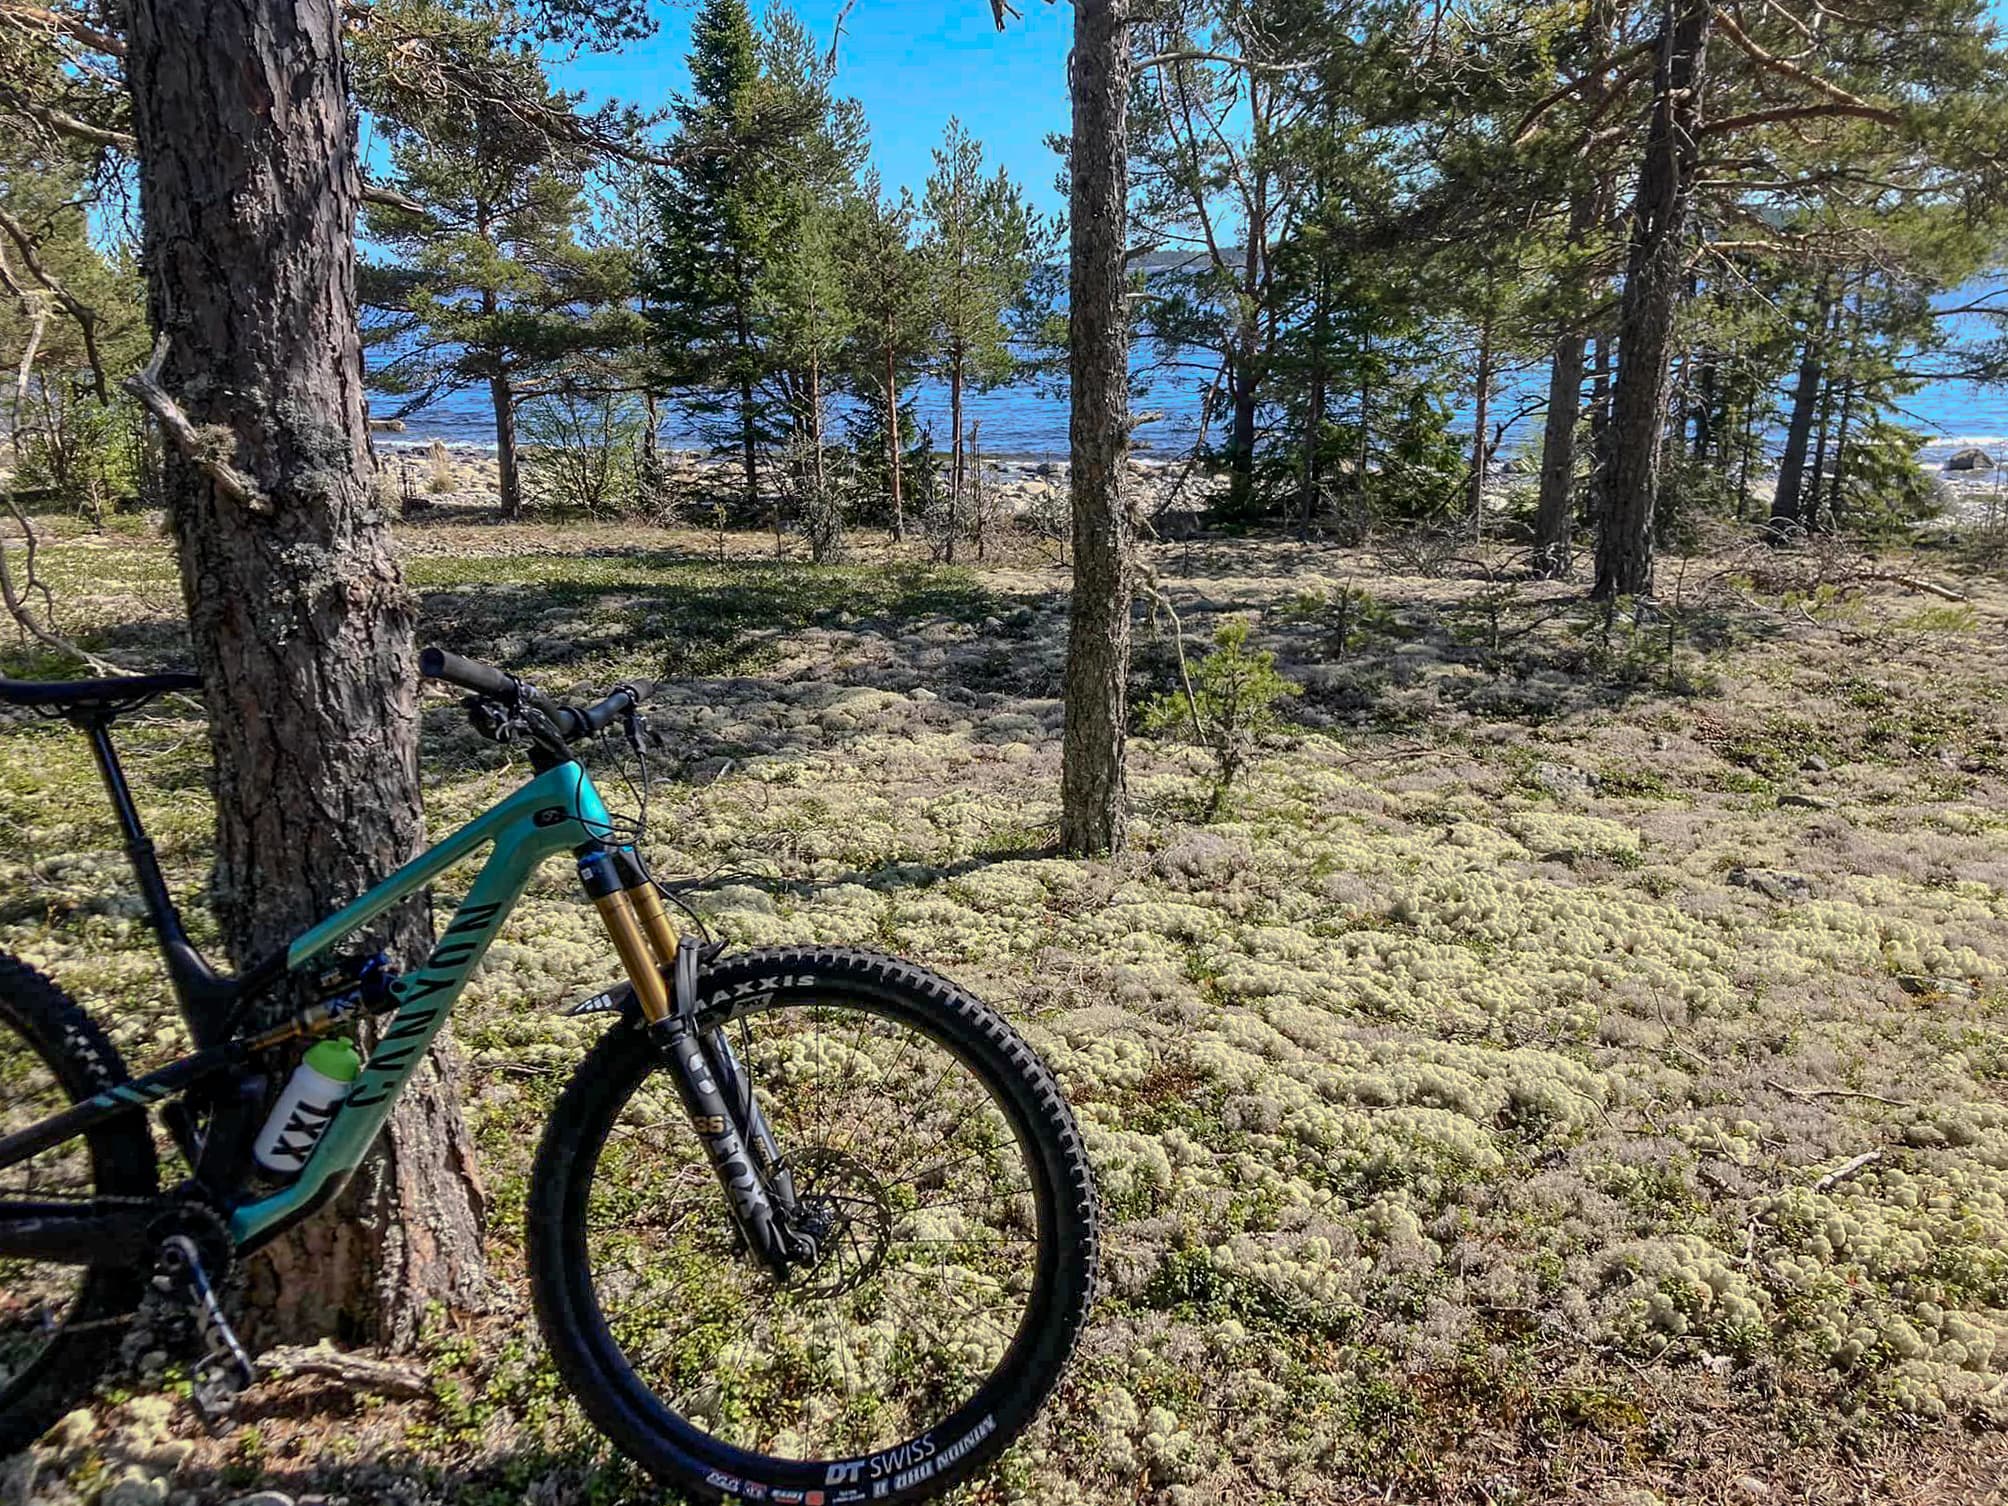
[4, 512, 2008, 1503]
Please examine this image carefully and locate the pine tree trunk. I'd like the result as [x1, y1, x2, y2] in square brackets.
[1588, 332, 1611, 515]
[1828, 374, 1855, 529]
[1827, 295, 1858, 527]
[733, 292, 760, 531]
[1772, 331, 1824, 534]
[491, 374, 521, 521]
[885, 344, 903, 540]
[1807, 368, 1837, 535]
[971, 419, 986, 562]
[1691, 352, 1717, 461]
[1593, 0, 1710, 600]
[948, 357, 963, 564]
[1060, 0, 1133, 858]
[809, 354, 826, 498]
[1468, 314, 1494, 540]
[1298, 360, 1325, 538]
[1534, 329, 1587, 576]
[1357, 369, 1373, 506]
[1224, 376, 1257, 517]
[125, 0, 486, 1351]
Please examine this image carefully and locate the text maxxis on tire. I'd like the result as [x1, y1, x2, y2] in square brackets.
[526, 946, 1099, 1504]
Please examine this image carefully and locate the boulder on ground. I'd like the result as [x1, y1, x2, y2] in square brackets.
[1729, 866, 1812, 902]
[1944, 447, 1993, 472]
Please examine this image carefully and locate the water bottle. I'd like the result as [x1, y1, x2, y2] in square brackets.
[253, 1039, 361, 1176]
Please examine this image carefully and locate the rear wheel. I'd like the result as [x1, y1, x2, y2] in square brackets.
[0, 954, 158, 1454]
[528, 947, 1097, 1504]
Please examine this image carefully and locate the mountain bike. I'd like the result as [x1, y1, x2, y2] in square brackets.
[0, 650, 1098, 1503]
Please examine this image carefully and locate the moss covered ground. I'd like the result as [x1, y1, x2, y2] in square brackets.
[4, 515, 2008, 1503]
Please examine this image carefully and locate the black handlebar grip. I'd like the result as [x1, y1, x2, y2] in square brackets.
[573, 680, 655, 737]
[418, 646, 517, 699]
[422, 648, 651, 742]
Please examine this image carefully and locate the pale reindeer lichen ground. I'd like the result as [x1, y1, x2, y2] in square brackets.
[2, 515, 2006, 1501]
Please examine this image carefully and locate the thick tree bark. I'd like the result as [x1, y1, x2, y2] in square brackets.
[126, 0, 486, 1350]
[1533, 330, 1587, 575]
[1060, 0, 1133, 857]
[1594, 0, 1711, 600]
[490, 373, 521, 520]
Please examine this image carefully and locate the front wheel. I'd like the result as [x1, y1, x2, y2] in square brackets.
[528, 947, 1098, 1504]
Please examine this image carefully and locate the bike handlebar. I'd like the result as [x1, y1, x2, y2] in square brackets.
[418, 646, 652, 742]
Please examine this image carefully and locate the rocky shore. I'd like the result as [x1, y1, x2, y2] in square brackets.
[376, 435, 2008, 530]
[375, 439, 1205, 519]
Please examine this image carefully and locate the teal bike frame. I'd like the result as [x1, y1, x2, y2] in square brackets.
[230, 761, 615, 1245]
[0, 664, 770, 1284]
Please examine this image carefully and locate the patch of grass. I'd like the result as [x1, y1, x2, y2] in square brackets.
[9, 523, 2008, 1503]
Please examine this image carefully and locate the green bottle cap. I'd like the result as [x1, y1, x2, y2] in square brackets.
[304, 1038, 363, 1083]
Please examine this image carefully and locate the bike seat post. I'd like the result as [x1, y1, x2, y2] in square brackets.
[78, 714, 201, 980]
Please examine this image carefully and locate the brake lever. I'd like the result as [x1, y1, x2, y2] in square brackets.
[465, 694, 566, 755]
[621, 704, 651, 754]
[464, 695, 518, 742]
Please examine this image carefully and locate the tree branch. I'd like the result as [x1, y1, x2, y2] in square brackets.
[1713, 7, 1894, 118]
[1137, 49, 1307, 74]
[0, 205, 109, 401]
[124, 334, 271, 515]
[259, 1341, 430, 1399]
[359, 178, 425, 214]
[1703, 101, 1901, 135]
[0, 2, 125, 56]
[0, 89, 134, 151]
[1510, 42, 1655, 145]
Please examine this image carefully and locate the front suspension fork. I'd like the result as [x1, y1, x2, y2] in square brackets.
[579, 847, 803, 1275]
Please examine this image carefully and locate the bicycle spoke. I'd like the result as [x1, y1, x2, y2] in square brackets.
[583, 994, 1045, 1462]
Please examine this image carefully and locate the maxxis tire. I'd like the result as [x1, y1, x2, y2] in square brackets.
[0, 953, 159, 1457]
[527, 946, 1098, 1505]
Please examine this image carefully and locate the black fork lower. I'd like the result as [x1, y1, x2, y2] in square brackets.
[647, 935, 810, 1278]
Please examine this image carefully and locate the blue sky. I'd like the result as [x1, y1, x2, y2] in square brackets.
[554, 0, 1075, 219]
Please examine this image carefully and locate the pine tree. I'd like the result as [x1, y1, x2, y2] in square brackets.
[839, 177, 931, 539]
[646, 0, 789, 522]
[764, 201, 853, 549]
[5, 0, 656, 1354]
[921, 119, 1042, 561]
[755, 4, 865, 550]
[362, 50, 639, 521]
[1060, 0, 1136, 856]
